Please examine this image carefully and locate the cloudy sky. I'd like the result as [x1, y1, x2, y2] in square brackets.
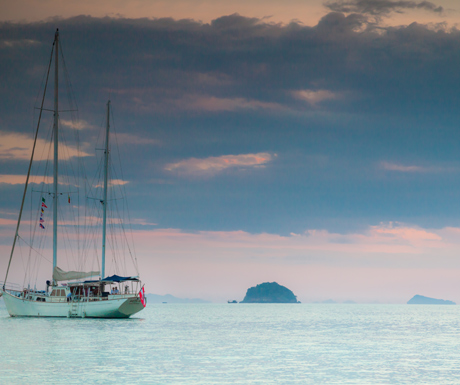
[2, 0, 460, 303]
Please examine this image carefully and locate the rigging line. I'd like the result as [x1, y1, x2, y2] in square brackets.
[111, 122, 139, 271]
[28, 188, 43, 276]
[113, 190, 129, 275]
[109, 156, 138, 273]
[28, 135, 53, 258]
[82, 200, 98, 253]
[58, 115, 80, 189]
[16, 236, 27, 280]
[17, 235, 52, 264]
[86, 155, 105, 200]
[59, 41, 79, 119]
[31, 119, 54, 200]
[3, 40, 55, 289]
[111, 189, 124, 274]
[27, 111, 52, 249]
[61, 44, 86, 264]
[57, 118, 81, 256]
[20, 239, 29, 289]
[27, 107, 53, 252]
[112, 167, 137, 272]
[60, 40, 85, 270]
[82, 200, 101, 269]
[57, 202, 78, 270]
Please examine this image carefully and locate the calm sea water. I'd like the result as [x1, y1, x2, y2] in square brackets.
[1, 302, 460, 384]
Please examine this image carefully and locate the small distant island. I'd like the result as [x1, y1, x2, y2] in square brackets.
[240, 282, 300, 303]
[407, 294, 455, 305]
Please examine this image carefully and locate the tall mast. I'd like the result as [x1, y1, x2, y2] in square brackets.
[53, 29, 59, 276]
[101, 100, 110, 278]
[3, 32, 55, 290]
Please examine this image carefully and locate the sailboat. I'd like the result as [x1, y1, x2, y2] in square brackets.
[1, 30, 146, 318]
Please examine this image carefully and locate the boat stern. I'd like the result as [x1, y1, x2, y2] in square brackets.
[118, 296, 145, 317]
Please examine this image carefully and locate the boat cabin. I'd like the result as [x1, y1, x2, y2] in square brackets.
[7, 275, 140, 304]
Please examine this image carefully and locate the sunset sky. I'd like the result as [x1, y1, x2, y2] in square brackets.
[2, 0, 460, 303]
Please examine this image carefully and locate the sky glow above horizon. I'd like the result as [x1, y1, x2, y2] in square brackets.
[2, 0, 460, 303]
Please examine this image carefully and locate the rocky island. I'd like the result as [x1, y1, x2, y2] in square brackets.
[240, 282, 300, 303]
[407, 294, 455, 305]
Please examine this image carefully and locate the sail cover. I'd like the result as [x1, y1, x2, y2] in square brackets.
[53, 266, 100, 282]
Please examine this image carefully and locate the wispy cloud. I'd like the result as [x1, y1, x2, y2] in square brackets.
[292, 89, 340, 106]
[0, 218, 19, 226]
[380, 161, 431, 172]
[128, 91, 285, 113]
[0, 132, 91, 160]
[165, 152, 275, 176]
[179, 95, 284, 112]
[114, 133, 159, 146]
[61, 119, 95, 130]
[133, 222, 448, 265]
[0, 175, 26, 185]
[0, 174, 76, 186]
[324, 0, 444, 16]
[94, 179, 129, 188]
[0, 39, 40, 48]
[131, 218, 158, 226]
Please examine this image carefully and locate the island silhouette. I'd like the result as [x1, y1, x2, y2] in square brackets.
[240, 282, 300, 303]
[407, 294, 455, 305]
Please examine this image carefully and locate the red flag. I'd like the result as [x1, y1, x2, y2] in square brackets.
[139, 286, 146, 307]
[68, 195, 71, 204]
[41, 202, 48, 208]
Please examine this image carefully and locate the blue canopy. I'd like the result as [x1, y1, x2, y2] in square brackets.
[103, 275, 139, 283]
[84, 275, 139, 284]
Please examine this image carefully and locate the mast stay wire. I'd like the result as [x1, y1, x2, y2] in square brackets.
[110, 110, 139, 274]
[3, 39, 55, 289]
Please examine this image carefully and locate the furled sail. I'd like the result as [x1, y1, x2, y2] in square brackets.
[53, 267, 100, 282]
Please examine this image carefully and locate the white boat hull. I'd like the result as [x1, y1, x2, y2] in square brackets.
[1, 291, 144, 318]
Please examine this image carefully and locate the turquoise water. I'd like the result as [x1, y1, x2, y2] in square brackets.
[1, 302, 460, 384]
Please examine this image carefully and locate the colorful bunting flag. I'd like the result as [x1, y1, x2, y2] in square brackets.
[39, 197, 47, 229]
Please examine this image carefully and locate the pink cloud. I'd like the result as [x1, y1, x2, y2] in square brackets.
[165, 152, 275, 176]
[0, 218, 19, 226]
[112, 85, 286, 114]
[94, 179, 129, 188]
[179, 95, 284, 112]
[60, 119, 95, 131]
[3, 221, 460, 303]
[127, 224, 460, 302]
[0, 132, 91, 161]
[0, 38, 39, 48]
[381, 161, 429, 172]
[0, 175, 26, 185]
[292, 89, 340, 105]
[0, 174, 78, 186]
[114, 133, 159, 146]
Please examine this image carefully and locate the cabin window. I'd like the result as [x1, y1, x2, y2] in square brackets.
[60, 289, 65, 296]
[51, 290, 57, 296]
